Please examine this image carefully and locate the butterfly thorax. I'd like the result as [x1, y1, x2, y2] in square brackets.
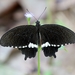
[36, 20, 40, 27]
[36, 21, 41, 46]
[36, 21, 40, 33]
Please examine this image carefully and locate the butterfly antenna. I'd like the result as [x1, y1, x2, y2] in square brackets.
[26, 9, 37, 21]
[38, 7, 47, 20]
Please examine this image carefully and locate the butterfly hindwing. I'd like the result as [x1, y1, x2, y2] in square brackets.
[18, 48, 37, 60]
[43, 46, 59, 58]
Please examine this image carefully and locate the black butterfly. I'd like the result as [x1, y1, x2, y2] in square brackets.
[0, 21, 75, 60]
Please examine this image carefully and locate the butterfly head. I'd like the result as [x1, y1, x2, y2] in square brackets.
[36, 21, 40, 27]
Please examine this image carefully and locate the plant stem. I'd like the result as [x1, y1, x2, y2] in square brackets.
[27, 17, 31, 25]
[27, 17, 41, 75]
[38, 46, 41, 75]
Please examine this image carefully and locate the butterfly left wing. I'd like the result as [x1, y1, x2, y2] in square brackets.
[0, 25, 38, 60]
[40, 24, 75, 58]
[1, 25, 37, 46]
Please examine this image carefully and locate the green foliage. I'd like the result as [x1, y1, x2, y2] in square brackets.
[56, 19, 66, 27]
[44, 70, 52, 75]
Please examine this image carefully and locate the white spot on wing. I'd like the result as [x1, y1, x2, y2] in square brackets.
[41, 42, 50, 48]
[61, 44, 64, 46]
[65, 43, 67, 46]
[21, 46, 27, 48]
[28, 42, 38, 48]
[18, 46, 22, 48]
[57, 45, 60, 47]
[14, 46, 18, 48]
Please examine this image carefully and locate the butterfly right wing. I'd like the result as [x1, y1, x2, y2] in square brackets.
[0, 25, 37, 60]
[40, 24, 75, 58]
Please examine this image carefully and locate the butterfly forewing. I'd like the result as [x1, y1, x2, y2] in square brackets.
[40, 24, 75, 45]
[1, 25, 37, 47]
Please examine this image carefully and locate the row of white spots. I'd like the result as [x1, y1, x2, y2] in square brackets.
[10, 45, 27, 48]
[8, 43, 38, 48]
[41, 42, 61, 47]
[8, 42, 69, 48]
[18, 46, 27, 48]
[41, 42, 70, 47]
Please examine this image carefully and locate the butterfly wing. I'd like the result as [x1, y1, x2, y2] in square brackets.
[19, 48, 37, 60]
[1, 25, 37, 46]
[40, 24, 75, 58]
[1, 25, 37, 60]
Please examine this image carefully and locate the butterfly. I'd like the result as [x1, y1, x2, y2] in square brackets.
[0, 21, 75, 60]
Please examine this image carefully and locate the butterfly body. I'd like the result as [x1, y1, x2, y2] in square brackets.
[35, 21, 41, 46]
[1, 21, 75, 60]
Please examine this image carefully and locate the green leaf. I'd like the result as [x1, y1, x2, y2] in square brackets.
[59, 46, 68, 52]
